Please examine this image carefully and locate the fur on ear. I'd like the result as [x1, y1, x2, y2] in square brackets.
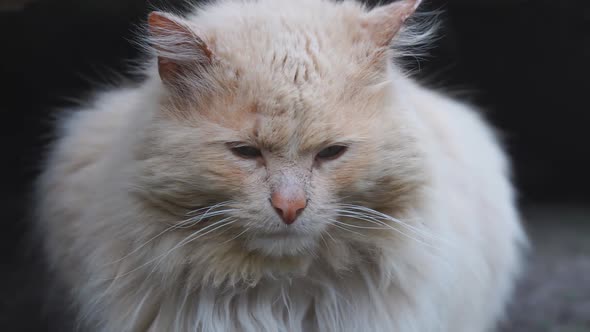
[148, 11, 214, 84]
[362, 0, 423, 48]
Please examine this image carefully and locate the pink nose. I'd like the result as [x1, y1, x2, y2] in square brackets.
[270, 190, 307, 225]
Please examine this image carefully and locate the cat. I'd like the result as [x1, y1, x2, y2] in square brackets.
[35, 0, 526, 331]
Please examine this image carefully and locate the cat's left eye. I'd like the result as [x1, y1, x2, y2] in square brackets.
[316, 145, 348, 161]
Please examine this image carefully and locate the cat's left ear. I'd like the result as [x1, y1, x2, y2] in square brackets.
[148, 11, 214, 84]
[362, 0, 422, 47]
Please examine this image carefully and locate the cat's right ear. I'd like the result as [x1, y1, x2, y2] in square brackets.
[148, 11, 214, 85]
[363, 0, 422, 48]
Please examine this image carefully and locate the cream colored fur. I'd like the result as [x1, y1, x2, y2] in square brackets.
[36, 0, 526, 331]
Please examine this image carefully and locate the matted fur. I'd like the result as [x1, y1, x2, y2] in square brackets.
[36, 0, 526, 331]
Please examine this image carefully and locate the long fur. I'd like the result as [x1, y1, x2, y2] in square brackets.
[35, 1, 526, 331]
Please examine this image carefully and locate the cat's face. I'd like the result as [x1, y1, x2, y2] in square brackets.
[136, 0, 426, 257]
[138, 74, 424, 257]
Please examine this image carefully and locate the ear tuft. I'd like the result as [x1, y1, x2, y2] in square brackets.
[147, 11, 214, 84]
[363, 0, 423, 48]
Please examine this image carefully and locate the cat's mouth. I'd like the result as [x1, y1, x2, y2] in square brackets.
[246, 232, 317, 256]
[257, 229, 302, 238]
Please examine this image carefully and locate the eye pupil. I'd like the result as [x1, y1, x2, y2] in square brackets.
[316, 145, 347, 161]
[231, 146, 262, 159]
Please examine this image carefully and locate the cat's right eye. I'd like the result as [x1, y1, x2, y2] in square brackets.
[229, 144, 262, 159]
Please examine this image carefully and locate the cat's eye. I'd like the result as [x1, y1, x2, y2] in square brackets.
[316, 145, 348, 161]
[230, 145, 262, 159]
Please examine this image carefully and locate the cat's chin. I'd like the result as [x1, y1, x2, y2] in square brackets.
[245, 232, 319, 257]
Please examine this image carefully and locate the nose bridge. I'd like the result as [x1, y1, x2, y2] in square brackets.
[268, 162, 307, 192]
[269, 166, 308, 225]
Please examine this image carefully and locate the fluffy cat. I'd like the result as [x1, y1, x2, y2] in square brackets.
[36, 0, 526, 331]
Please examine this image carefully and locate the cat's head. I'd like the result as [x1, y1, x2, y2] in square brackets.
[133, 0, 429, 263]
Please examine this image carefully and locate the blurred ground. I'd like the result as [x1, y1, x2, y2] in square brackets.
[501, 206, 590, 332]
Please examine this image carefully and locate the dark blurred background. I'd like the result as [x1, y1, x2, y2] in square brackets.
[0, 0, 588, 331]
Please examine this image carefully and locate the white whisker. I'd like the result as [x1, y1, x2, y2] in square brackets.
[324, 228, 337, 244]
[335, 211, 435, 249]
[339, 204, 433, 238]
[186, 201, 234, 216]
[336, 206, 439, 241]
[155, 217, 238, 263]
[329, 220, 366, 237]
[333, 205, 445, 250]
[175, 209, 239, 229]
[220, 222, 252, 245]
[331, 219, 388, 230]
[101, 217, 237, 282]
[105, 201, 235, 266]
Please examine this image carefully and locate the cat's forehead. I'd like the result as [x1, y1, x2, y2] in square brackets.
[211, 27, 376, 115]
[213, 27, 355, 86]
[192, 0, 370, 81]
[182, 0, 391, 140]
